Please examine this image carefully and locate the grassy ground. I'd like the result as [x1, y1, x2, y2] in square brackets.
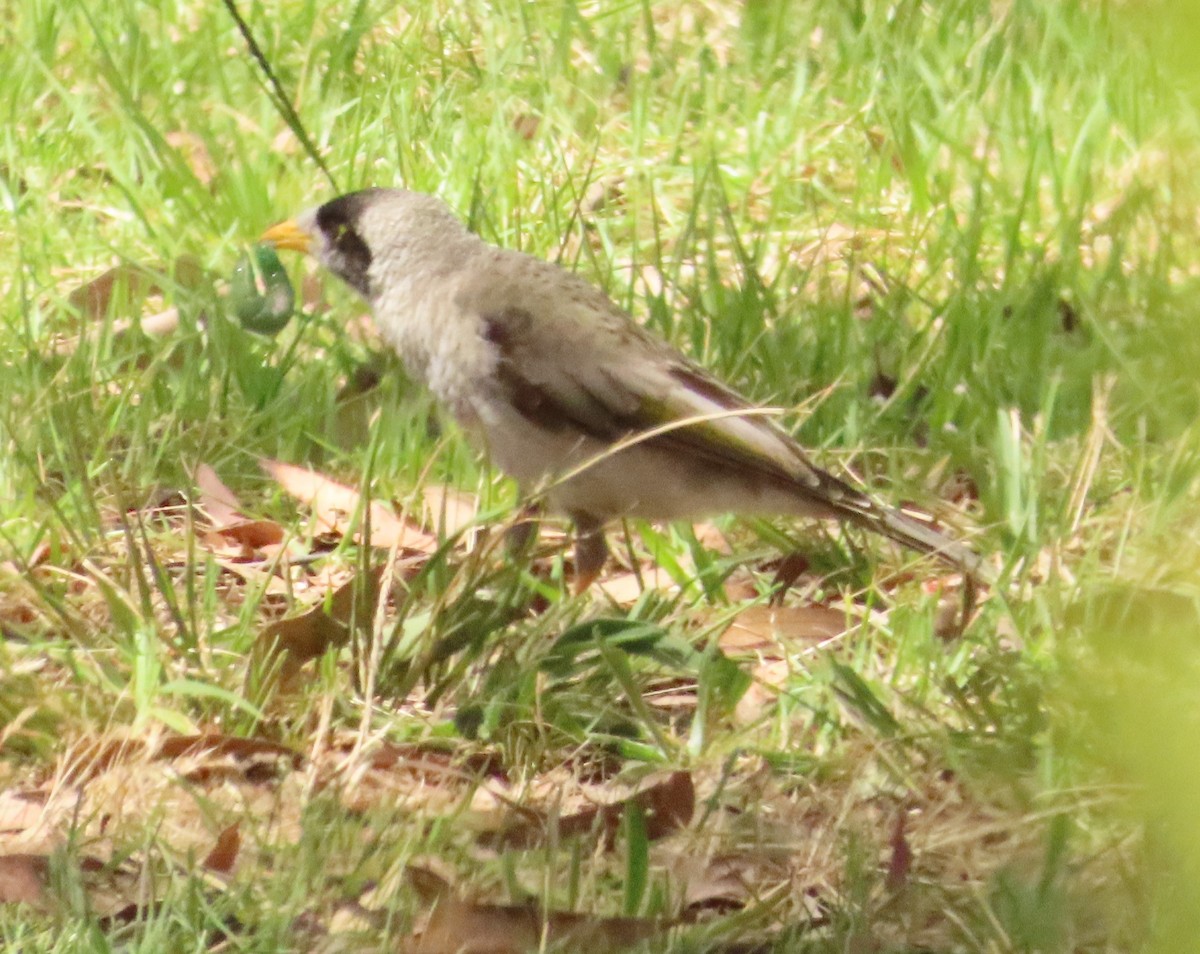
[2, 0, 1200, 950]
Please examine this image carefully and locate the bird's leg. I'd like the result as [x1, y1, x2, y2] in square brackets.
[504, 501, 542, 556]
[570, 512, 608, 594]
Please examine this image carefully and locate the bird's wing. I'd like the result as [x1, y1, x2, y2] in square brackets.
[458, 258, 834, 498]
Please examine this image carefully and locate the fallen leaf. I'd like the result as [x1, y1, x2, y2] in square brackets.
[679, 853, 779, 917]
[50, 306, 185, 356]
[209, 558, 292, 596]
[719, 604, 851, 655]
[317, 741, 512, 815]
[203, 823, 240, 874]
[53, 256, 206, 354]
[0, 791, 46, 836]
[885, 810, 913, 892]
[511, 113, 540, 140]
[194, 463, 244, 527]
[691, 522, 732, 554]
[489, 771, 693, 850]
[63, 733, 302, 785]
[0, 539, 53, 577]
[597, 566, 682, 605]
[421, 484, 479, 538]
[193, 463, 287, 553]
[635, 770, 695, 840]
[261, 459, 437, 552]
[404, 895, 660, 954]
[208, 519, 286, 551]
[581, 176, 626, 215]
[358, 742, 507, 781]
[65, 256, 206, 321]
[405, 863, 454, 903]
[766, 552, 809, 601]
[0, 853, 47, 906]
[260, 564, 392, 675]
[0, 853, 133, 919]
[66, 263, 158, 320]
[734, 658, 791, 726]
[159, 735, 301, 785]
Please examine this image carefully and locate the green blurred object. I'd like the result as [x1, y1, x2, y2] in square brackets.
[1069, 584, 1200, 954]
[230, 243, 295, 335]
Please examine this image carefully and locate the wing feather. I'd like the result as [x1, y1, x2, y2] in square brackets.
[465, 262, 834, 501]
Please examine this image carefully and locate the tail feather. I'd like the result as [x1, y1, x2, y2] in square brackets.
[821, 476, 996, 585]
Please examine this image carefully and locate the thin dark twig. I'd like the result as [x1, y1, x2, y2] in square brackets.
[220, 0, 340, 192]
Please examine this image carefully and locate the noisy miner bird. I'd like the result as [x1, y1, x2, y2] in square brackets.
[262, 188, 994, 589]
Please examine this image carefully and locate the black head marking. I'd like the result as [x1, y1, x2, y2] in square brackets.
[314, 189, 381, 297]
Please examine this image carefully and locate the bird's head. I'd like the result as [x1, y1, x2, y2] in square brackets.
[261, 188, 467, 300]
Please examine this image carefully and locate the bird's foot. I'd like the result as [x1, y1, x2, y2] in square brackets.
[571, 513, 608, 595]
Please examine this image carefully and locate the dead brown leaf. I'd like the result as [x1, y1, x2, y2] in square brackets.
[0, 853, 47, 906]
[316, 739, 508, 811]
[317, 741, 513, 818]
[65, 256, 205, 321]
[52, 256, 206, 356]
[260, 564, 392, 676]
[194, 463, 286, 553]
[0, 853, 135, 919]
[598, 566, 682, 605]
[193, 463, 245, 527]
[734, 658, 791, 726]
[421, 484, 479, 538]
[719, 604, 856, 725]
[489, 771, 693, 850]
[511, 113, 541, 140]
[207, 519, 286, 551]
[63, 733, 302, 785]
[357, 742, 507, 781]
[49, 305, 184, 358]
[691, 521, 732, 554]
[202, 823, 240, 874]
[885, 810, 913, 892]
[260, 459, 437, 553]
[719, 604, 851, 655]
[404, 894, 661, 954]
[0, 539, 54, 577]
[678, 852, 785, 918]
[208, 557, 291, 597]
[67, 264, 158, 320]
[145, 733, 301, 776]
[0, 791, 47, 837]
[766, 552, 809, 600]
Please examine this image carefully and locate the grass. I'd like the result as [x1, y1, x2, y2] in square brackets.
[2, 0, 1200, 949]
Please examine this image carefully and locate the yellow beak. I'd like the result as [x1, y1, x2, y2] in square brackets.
[260, 219, 312, 254]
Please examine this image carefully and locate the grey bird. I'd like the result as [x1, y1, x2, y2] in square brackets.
[262, 188, 993, 589]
